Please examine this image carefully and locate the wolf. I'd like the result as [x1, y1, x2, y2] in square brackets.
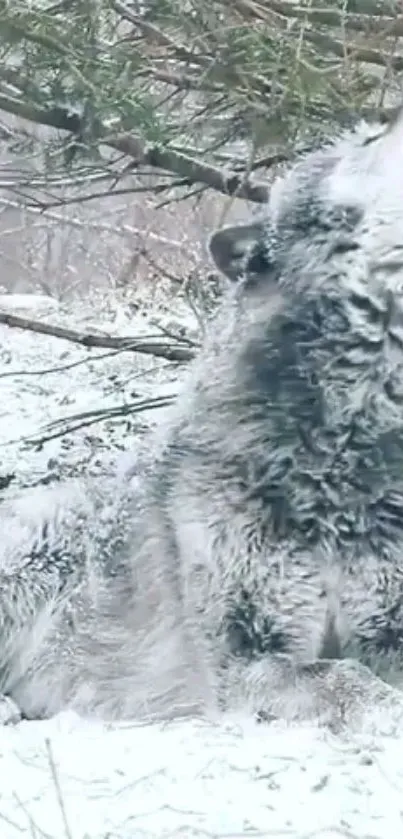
[2, 109, 403, 725]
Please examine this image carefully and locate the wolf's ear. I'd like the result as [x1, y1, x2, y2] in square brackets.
[208, 221, 271, 283]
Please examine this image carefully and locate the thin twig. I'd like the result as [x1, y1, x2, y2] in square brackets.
[0, 347, 163, 378]
[45, 740, 73, 839]
[7, 395, 177, 447]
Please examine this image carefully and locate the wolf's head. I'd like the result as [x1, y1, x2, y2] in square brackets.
[203, 109, 403, 468]
[209, 110, 403, 302]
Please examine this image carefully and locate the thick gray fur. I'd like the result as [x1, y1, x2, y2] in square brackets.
[2, 112, 403, 724]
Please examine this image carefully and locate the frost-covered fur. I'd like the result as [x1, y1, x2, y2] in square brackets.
[3, 111, 403, 723]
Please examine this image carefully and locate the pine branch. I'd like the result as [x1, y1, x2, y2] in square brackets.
[0, 93, 269, 204]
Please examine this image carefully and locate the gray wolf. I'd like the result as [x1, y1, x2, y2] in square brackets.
[2, 110, 403, 724]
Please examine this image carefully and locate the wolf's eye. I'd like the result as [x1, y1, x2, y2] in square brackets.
[236, 233, 281, 291]
[247, 241, 273, 275]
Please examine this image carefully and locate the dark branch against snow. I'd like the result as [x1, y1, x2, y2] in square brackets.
[0, 310, 197, 363]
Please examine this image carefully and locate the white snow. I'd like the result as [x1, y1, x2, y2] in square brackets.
[1, 291, 403, 839]
[0, 292, 186, 485]
[2, 712, 403, 839]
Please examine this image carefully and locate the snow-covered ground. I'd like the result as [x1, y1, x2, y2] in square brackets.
[1, 292, 403, 839]
[3, 711, 403, 839]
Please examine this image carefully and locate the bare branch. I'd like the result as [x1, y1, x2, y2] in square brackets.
[0, 311, 197, 362]
[10, 395, 177, 448]
[0, 348, 142, 379]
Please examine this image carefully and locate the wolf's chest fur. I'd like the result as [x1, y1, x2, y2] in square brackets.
[181, 229, 403, 679]
[232, 294, 403, 661]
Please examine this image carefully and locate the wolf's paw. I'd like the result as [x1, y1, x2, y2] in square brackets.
[255, 657, 403, 734]
[0, 694, 22, 726]
[301, 657, 403, 734]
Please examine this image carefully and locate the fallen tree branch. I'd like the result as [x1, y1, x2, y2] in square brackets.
[0, 395, 176, 449]
[0, 311, 197, 363]
[24, 394, 177, 446]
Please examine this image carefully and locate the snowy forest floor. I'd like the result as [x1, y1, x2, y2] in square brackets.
[1, 291, 403, 839]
